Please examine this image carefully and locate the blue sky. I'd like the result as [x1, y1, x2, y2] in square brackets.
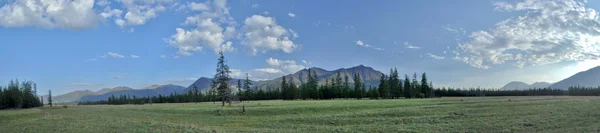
[2, 0, 600, 95]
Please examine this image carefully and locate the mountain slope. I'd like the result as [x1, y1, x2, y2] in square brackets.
[79, 84, 186, 102]
[501, 81, 551, 90]
[255, 65, 384, 89]
[52, 86, 135, 103]
[184, 77, 258, 92]
[550, 66, 600, 89]
[95, 86, 134, 95]
[501, 81, 531, 90]
[53, 90, 96, 103]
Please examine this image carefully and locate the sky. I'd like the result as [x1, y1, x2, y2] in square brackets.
[2, 0, 600, 95]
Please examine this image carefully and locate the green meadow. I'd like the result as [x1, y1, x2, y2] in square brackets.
[2, 96, 600, 133]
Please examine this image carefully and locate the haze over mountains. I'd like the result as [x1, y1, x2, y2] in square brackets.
[501, 66, 600, 90]
[52, 65, 385, 103]
[500, 81, 552, 90]
[52, 65, 600, 103]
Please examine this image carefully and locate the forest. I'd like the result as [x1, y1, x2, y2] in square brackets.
[78, 52, 600, 105]
[0, 80, 44, 109]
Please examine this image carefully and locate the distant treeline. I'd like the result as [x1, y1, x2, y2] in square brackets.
[79, 68, 437, 105]
[0, 80, 44, 109]
[435, 86, 600, 97]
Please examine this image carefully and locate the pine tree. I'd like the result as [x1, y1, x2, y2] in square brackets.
[343, 74, 350, 99]
[412, 73, 420, 98]
[421, 73, 429, 98]
[404, 75, 412, 98]
[289, 79, 298, 100]
[280, 75, 289, 100]
[210, 51, 232, 106]
[48, 89, 52, 107]
[243, 73, 252, 102]
[353, 73, 362, 99]
[378, 73, 388, 99]
[335, 72, 342, 98]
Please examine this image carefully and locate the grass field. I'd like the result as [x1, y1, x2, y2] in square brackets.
[2, 96, 600, 132]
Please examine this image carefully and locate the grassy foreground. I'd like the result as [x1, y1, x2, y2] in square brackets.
[2, 96, 600, 132]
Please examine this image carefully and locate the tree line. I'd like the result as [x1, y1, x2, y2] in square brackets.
[0, 80, 44, 109]
[77, 52, 600, 106]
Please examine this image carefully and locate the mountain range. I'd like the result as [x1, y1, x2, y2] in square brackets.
[51, 65, 600, 103]
[501, 66, 600, 90]
[500, 81, 552, 90]
[51, 65, 384, 103]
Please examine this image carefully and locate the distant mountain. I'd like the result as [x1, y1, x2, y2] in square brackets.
[51, 86, 134, 103]
[53, 90, 95, 103]
[184, 77, 258, 92]
[79, 84, 186, 102]
[550, 66, 600, 89]
[255, 65, 384, 90]
[95, 86, 134, 95]
[530, 82, 552, 89]
[501, 81, 551, 90]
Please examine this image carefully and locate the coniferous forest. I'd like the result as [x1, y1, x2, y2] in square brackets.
[76, 52, 600, 106]
[0, 80, 43, 109]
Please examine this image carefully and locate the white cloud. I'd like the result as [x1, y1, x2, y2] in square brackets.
[97, 0, 111, 6]
[241, 15, 298, 54]
[457, 0, 600, 69]
[255, 68, 281, 73]
[404, 41, 421, 49]
[263, 11, 269, 15]
[0, 0, 100, 30]
[356, 40, 371, 47]
[106, 52, 125, 58]
[100, 8, 124, 19]
[288, 12, 295, 17]
[160, 55, 166, 58]
[356, 40, 384, 50]
[166, 0, 235, 55]
[130, 55, 140, 58]
[251, 4, 259, 8]
[302, 60, 311, 65]
[266, 57, 295, 67]
[427, 53, 445, 60]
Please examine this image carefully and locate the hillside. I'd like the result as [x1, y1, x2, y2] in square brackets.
[255, 65, 384, 89]
[550, 66, 600, 89]
[79, 84, 186, 102]
[501, 81, 551, 90]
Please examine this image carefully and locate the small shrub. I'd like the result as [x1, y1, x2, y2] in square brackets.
[418, 93, 425, 98]
[62, 105, 67, 108]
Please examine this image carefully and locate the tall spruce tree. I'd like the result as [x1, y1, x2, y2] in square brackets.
[378, 73, 388, 98]
[280, 76, 288, 100]
[404, 75, 412, 98]
[421, 73, 429, 98]
[210, 51, 232, 106]
[412, 73, 419, 98]
[343, 74, 350, 99]
[353, 73, 362, 99]
[48, 89, 52, 107]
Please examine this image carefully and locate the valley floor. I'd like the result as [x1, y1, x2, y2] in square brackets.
[2, 96, 600, 132]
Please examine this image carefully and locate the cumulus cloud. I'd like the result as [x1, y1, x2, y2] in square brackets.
[288, 12, 295, 17]
[457, 0, 600, 69]
[251, 4, 259, 8]
[165, 0, 236, 55]
[241, 15, 299, 55]
[130, 55, 140, 58]
[0, 0, 100, 30]
[427, 53, 445, 60]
